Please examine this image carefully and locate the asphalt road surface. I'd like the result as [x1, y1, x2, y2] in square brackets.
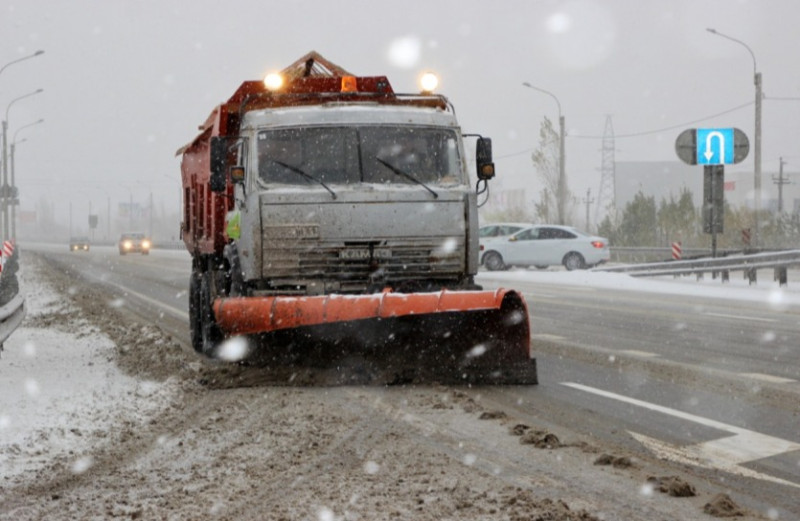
[6, 243, 799, 519]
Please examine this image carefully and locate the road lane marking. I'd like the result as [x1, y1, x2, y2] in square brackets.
[619, 350, 660, 358]
[119, 286, 189, 321]
[532, 334, 566, 342]
[562, 382, 800, 488]
[81, 270, 189, 321]
[704, 312, 777, 323]
[740, 373, 798, 384]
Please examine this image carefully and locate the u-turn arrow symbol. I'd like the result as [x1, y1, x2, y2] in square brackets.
[704, 131, 725, 162]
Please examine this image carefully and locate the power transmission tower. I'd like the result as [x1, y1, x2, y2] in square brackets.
[595, 115, 616, 225]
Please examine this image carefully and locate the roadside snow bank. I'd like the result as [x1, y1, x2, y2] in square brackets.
[479, 267, 800, 308]
[0, 256, 178, 481]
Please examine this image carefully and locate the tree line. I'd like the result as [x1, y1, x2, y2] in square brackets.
[596, 188, 800, 250]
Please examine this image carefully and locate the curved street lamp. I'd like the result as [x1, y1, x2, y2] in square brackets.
[12, 118, 44, 144]
[3, 88, 43, 237]
[706, 28, 762, 248]
[522, 82, 567, 224]
[10, 118, 44, 239]
[0, 50, 44, 79]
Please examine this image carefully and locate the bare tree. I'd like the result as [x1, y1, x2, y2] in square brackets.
[531, 117, 572, 224]
[534, 188, 553, 223]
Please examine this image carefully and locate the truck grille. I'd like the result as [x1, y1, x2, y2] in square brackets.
[262, 239, 464, 292]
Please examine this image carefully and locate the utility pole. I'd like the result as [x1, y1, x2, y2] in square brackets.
[582, 188, 594, 231]
[149, 191, 153, 238]
[107, 196, 111, 242]
[772, 157, 790, 213]
[706, 29, 761, 247]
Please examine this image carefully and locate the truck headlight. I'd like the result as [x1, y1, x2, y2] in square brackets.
[420, 72, 439, 94]
[264, 72, 284, 91]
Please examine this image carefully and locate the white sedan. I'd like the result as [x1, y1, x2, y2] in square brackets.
[481, 224, 610, 271]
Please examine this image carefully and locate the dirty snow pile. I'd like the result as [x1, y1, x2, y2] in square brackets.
[0, 260, 177, 481]
[480, 267, 800, 308]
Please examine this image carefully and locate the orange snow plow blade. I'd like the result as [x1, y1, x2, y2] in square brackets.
[213, 289, 537, 384]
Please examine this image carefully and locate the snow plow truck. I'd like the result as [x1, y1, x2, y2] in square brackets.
[178, 51, 537, 384]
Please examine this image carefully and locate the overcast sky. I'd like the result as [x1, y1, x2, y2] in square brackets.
[3, 0, 799, 234]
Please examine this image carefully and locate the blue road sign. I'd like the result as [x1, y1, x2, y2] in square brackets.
[696, 128, 735, 165]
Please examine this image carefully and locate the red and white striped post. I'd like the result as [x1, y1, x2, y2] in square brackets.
[0, 240, 16, 274]
[671, 241, 682, 260]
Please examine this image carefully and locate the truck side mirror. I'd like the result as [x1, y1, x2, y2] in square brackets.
[476, 137, 495, 181]
[209, 136, 227, 192]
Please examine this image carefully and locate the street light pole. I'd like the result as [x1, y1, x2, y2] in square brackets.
[3, 89, 43, 238]
[11, 118, 44, 239]
[0, 50, 44, 79]
[706, 28, 761, 248]
[10, 139, 24, 239]
[522, 82, 567, 224]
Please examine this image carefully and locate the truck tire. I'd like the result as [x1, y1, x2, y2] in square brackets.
[189, 271, 203, 353]
[199, 271, 223, 356]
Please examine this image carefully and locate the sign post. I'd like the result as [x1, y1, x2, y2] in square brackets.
[703, 165, 724, 257]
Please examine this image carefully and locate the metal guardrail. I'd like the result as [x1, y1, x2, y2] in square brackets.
[0, 292, 26, 350]
[0, 245, 26, 352]
[607, 246, 748, 264]
[594, 249, 800, 286]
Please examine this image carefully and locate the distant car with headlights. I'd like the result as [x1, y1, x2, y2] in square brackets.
[118, 232, 151, 255]
[481, 224, 609, 271]
[69, 236, 90, 252]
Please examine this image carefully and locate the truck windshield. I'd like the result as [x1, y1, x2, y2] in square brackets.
[256, 126, 460, 187]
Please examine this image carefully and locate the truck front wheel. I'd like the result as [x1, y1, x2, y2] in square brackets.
[199, 272, 223, 356]
[189, 271, 203, 353]
[189, 269, 223, 355]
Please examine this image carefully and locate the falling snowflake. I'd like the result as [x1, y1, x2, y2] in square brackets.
[217, 336, 250, 362]
[71, 456, 94, 474]
[467, 344, 487, 358]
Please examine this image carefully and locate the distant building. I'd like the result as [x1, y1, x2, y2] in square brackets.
[615, 161, 701, 209]
[615, 161, 800, 214]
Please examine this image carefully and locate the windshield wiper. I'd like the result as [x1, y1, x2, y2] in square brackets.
[375, 157, 438, 199]
[264, 158, 337, 199]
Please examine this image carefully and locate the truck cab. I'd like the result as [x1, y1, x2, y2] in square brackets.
[229, 102, 481, 297]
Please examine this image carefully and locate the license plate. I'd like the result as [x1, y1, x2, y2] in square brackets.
[340, 248, 391, 260]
